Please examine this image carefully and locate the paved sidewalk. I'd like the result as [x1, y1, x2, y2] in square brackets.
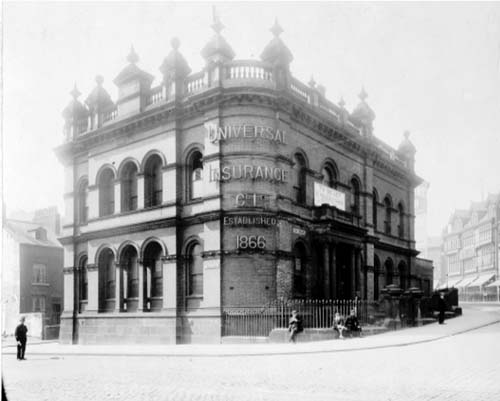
[3, 304, 499, 358]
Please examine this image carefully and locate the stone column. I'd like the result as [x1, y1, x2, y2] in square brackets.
[163, 257, 177, 314]
[86, 264, 99, 311]
[138, 260, 144, 311]
[331, 243, 337, 299]
[137, 174, 145, 209]
[63, 267, 75, 313]
[113, 179, 121, 214]
[114, 262, 121, 312]
[351, 248, 356, 298]
[366, 266, 375, 301]
[357, 248, 364, 299]
[323, 243, 330, 298]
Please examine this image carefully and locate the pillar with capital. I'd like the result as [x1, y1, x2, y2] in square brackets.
[138, 259, 145, 311]
[323, 243, 331, 298]
[162, 256, 177, 314]
[114, 262, 122, 312]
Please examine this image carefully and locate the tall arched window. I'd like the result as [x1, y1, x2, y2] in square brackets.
[292, 242, 307, 298]
[321, 164, 336, 188]
[121, 162, 138, 212]
[188, 151, 203, 200]
[350, 178, 361, 215]
[144, 155, 163, 208]
[372, 189, 378, 231]
[143, 241, 163, 311]
[398, 261, 407, 290]
[121, 245, 139, 311]
[374, 255, 381, 300]
[294, 153, 307, 205]
[77, 179, 88, 224]
[98, 169, 115, 217]
[187, 242, 203, 296]
[385, 258, 394, 286]
[98, 248, 115, 311]
[384, 196, 392, 235]
[78, 255, 88, 312]
[398, 203, 405, 238]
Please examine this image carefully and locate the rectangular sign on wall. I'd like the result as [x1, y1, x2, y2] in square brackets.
[314, 182, 346, 211]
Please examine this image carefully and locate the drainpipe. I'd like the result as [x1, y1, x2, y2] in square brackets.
[72, 157, 78, 344]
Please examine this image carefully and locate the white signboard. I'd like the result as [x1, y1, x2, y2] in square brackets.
[314, 182, 346, 210]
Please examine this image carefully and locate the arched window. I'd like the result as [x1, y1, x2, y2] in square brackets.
[188, 151, 203, 200]
[98, 248, 115, 312]
[187, 242, 203, 296]
[121, 162, 138, 212]
[398, 261, 407, 290]
[78, 256, 88, 312]
[321, 164, 336, 188]
[372, 189, 378, 230]
[384, 196, 392, 235]
[294, 153, 307, 205]
[98, 169, 115, 217]
[385, 258, 394, 286]
[374, 255, 381, 300]
[120, 245, 139, 312]
[144, 155, 163, 208]
[77, 179, 88, 224]
[292, 242, 307, 298]
[143, 241, 163, 311]
[350, 178, 361, 215]
[398, 203, 405, 238]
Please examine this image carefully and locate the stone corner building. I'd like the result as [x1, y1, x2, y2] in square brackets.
[55, 17, 432, 344]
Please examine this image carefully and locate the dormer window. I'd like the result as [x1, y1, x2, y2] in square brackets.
[30, 227, 47, 241]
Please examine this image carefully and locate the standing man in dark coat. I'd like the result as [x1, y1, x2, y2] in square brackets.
[438, 292, 446, 324]
[15, 316, 28, 360]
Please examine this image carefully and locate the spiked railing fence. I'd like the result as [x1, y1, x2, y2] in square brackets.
[222, 299, 370, 338]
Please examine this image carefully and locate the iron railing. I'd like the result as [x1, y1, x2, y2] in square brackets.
[222, 299, 369, 337]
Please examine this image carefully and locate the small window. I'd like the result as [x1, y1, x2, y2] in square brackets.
[188, 151, 204, 200]
[33, 263, 47, 283]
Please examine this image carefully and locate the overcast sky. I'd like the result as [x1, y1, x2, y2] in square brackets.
[2, 2, 500, 237]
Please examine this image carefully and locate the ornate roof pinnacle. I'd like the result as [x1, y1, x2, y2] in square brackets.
[404, 130, 410, 140]
[70, 83, 81, 100]
[211, 6, 224, 34]
[308, 76, 316, 88]
[171, 37, 180, 50]
[359, 86, 368, 102]
[95, 75, 104, 86]
[127, 45, 139, 64]
[270, 18, 284, 37]
[339, 97, 346, 108]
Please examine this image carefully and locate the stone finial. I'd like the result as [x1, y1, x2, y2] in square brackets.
[211, 6, 224, 34]
[171, 37, 180, 50]
[359, 86, 368, 102]
[404, 130, 410, 140]
[70, 83, 81, 100]
[339, 96, 346, 108]
[127, 45, 139, 64]
[270, 18, 284, 37]
[95, 75, 104, 86]
[308, 76, 316, 88]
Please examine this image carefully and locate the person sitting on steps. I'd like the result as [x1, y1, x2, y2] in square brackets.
[344, 309, 362, 337]
[332, 312, 346, 339]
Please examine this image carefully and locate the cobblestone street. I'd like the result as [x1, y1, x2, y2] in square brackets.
[3, 308, 500, 401]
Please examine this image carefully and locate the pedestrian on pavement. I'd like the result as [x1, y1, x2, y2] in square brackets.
[345, 309, 362, 337]
[15, 316, 28, 360]
[438, 292, 446, 324]
[332, 312, 346, 339]
[288, 310, 303, 343]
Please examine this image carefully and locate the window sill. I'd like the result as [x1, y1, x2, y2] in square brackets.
[32, 282, 50, 287]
